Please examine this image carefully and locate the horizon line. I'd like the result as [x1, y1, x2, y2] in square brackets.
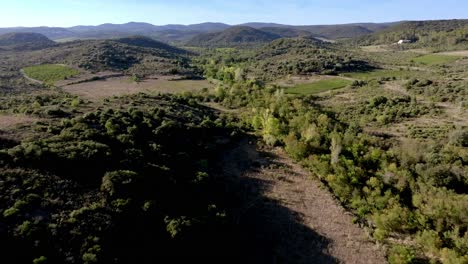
[1, 18, 468, 29]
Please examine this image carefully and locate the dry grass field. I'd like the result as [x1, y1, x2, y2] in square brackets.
[63, 76, 214, 100]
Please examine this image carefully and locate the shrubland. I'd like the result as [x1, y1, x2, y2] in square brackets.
[201, 62, 467, 263]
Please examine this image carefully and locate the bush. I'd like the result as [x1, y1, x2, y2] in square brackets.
[101, 170, 139, 197]
[388, 245, 416, 264]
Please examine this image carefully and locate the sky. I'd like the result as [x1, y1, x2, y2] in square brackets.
[1, 0, 467, 27]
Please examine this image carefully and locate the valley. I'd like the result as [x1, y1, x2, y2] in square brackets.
[0, 17, 467, 264]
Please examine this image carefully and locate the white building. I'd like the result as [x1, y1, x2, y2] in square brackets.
[397, 39, 412, 45]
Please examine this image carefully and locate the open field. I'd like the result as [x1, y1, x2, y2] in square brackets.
[63, 76, 214, 99]
[437, 50, 468, 57]
[361, 45, 392, 52]
[22, 64, 80, 84]
[341, 69, 427, 80]
[55, 71, 124, 86]
[342, 67, 434, 81]
[285, 78, 352, 95]
[412, 54, 462, 65]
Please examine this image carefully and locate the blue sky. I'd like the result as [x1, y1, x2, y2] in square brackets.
[1, 0, 467, 27]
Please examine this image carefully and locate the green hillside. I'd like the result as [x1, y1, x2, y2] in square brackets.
[356, 19, 468, 50]
[186, 26, 282, 47]
[0, 32, 56, 51]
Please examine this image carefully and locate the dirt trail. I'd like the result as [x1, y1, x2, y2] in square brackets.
[20, 69, 43, 85]
[222, 137, 386, 263]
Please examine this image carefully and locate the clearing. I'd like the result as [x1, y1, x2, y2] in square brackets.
[220, 137, 386, 263]
[63, 76, 214, 100]
[0, 114, 37, 129]
[361, 45, 392, 53]
[437, 50, 468, 57]
[411, 54, 461, 65]
[286, 78, 353, 95]
[342, 69, 431, 80]
[22, 64, 80, 84]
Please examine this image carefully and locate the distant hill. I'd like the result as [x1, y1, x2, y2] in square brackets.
[238, 22, 398, 39]
[0, 21, 397, 43]
[114, 35, 188, 54]
[0, 32, 56, 50]
[240, 22, 288, 28]
[356, 19, 468, 50]
[150, 30, 203, 43]
[0, 27, 75, 40]
[181, 22, 230, 32]
[186, 26, 282, 47]
[259, 27, 316, 38]
[296, 25, 373, 39]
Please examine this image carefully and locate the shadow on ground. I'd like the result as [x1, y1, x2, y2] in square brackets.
[214, 136, 337, 264]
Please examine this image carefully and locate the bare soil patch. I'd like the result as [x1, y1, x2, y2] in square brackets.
[222, 137, 386, 263]
[63, 76, 213, 100]
[0, 114, 37, 129]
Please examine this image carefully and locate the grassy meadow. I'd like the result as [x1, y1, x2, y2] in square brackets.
[22, 64, 80, 84]
[411, 54, 461, 65]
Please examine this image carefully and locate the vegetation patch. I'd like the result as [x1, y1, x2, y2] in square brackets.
[411, 54, 461, 65]
[286, 78, 352, 95]
[22, 64, 80, 85]
[342, 69, 420, 80]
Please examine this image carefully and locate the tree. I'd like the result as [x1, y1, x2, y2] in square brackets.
[330, 132, 342, 165]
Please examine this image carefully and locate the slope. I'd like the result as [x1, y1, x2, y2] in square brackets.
[249, 38, 371, 79]
[356, 19, 468, 49]
[186, 26, 282, 47]
[0, 32, 56, 51]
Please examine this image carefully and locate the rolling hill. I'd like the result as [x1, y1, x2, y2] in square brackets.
[11, 37, 194, 76]
[186, 26, 282, 47]
[248, 37, 371, 79]
[239, 22, 398, 39]
[0, 32, 56, 51]
[299, 24, 373, 39]
[259, 27, 316, 38]
[0, 21, 396, 43]
[114, 35, 188, 54]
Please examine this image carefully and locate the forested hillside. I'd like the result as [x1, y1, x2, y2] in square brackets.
[198, 38, 372, 82]
[186, 26, 282, 47]
[0, 94, 248, 263]
[0, 33, 56, 51]
[356, 19, 468, 50]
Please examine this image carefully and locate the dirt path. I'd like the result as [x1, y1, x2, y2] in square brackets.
[222, 137, 387, 263]
[20, 69, 43, 85]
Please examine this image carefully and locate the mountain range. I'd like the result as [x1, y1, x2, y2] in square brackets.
[0, 21, 399, 43]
